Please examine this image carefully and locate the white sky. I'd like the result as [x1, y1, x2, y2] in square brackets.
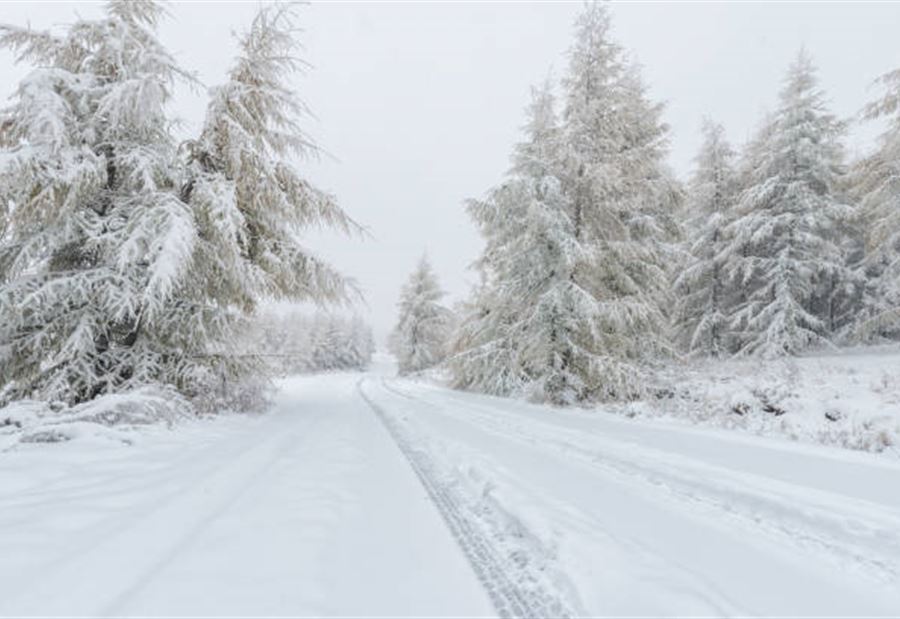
[2, 1, 900, 340]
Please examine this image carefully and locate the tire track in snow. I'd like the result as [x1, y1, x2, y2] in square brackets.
[357, 378, 576, 619]
[381, 379, 900, 588]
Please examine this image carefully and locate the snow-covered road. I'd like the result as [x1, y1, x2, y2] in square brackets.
[362, 375, 900, 616]
[2, 368, 900, 617]
[0, 374, 493, 617]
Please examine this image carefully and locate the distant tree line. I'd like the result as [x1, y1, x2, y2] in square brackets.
[253, 312, 375, 375]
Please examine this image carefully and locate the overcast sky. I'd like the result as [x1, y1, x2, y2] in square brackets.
[2, 1, 900, 340]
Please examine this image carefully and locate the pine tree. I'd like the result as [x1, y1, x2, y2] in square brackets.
[558, 1, 682, 398]
[391, 255, 453, 375]
[452, 3, 681, 403]
[446, 81, 561, 398]
[179, 4, 359, 387]
[0, 2, 356, 409]
[450, 82, 603, 404]
[852, 67, 900, 338]
[673, 119, 738, 357]
[0, 1, 196, 404]
[724, 51, 854, 357]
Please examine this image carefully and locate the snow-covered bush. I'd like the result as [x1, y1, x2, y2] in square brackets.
[616, 349, 900, 455]
[0, 385, 194, 450]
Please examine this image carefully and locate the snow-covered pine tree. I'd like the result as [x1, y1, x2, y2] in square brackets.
[391, 255, 453, 375]
[558, 1, 682, 399]
[448, 83, 546, 398]
[852, 67, 900, 338]
[0, 2, 357, 410]
[453, 4, 681, 403]
[724, 51, 854, 357]
[451, 81, 605, 404]
[446, 81, 563, 398]
[673, 119, 738, 357]
[178, 4, 359, 392]
[0, 1, 196, 405]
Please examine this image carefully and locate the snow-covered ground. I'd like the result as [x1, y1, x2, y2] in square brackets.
[2, 358, 900, 616]
[621, 346, 900, 456]
[0, 373, 492, 617]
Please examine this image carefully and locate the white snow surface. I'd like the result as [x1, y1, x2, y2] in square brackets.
[2, 355, 900, 616]
[0, 372, 492, 617]
[618, 346, 900, 455]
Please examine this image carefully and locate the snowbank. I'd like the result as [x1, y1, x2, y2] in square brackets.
[0, 386, 194, 450]
[619, 346, 900, 456]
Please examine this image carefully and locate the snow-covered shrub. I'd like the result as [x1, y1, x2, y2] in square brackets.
[614, 348, 900, 455]
[0, 385, 194, 449]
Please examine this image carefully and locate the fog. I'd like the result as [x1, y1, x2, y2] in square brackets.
[2, 1, 899, 339]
